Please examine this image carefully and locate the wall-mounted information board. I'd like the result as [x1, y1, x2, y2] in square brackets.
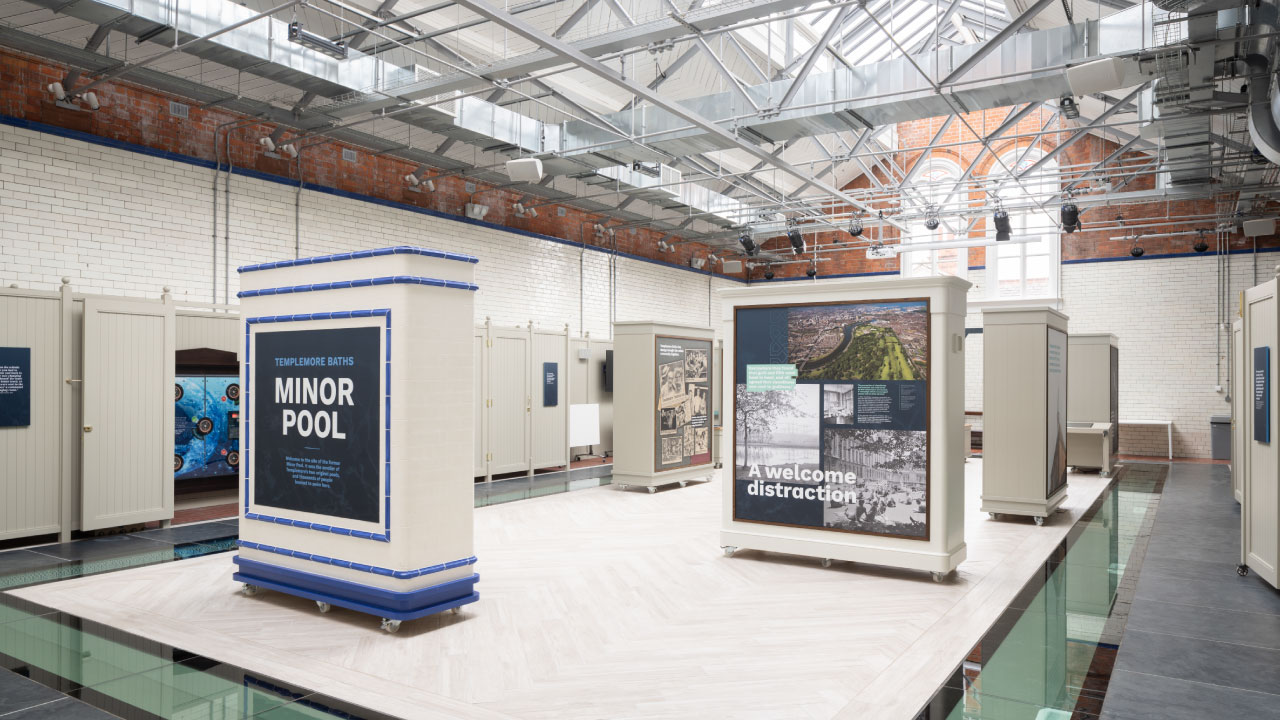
[0, 347, 31, 427]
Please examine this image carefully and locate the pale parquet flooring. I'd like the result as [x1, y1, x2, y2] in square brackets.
[14, 461, 1109, 720]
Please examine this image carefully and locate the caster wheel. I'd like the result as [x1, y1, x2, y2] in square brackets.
[679, 480, 688, 487]
[723, 546, 737, 558]
[988, 513, 999, 520]
[380, 618, 401, 634]
[240, 583, 260, 597]
[1238, 564, 1250, 577]
[821, 558, 832, 568]
[316, 601, 331, 614]
[931, 571, 946, 583]
[1034, 516, 1046, 527]
[449, 607, 461, 615]
[647, 486, 656, 494]
[617, 484, 628, 491]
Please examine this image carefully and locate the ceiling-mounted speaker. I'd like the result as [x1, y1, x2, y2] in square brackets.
[465, 203, 490, 220]
[722, 260, 743, 273]
[1244, 218, 1276, 237]
[1066, 57, 1128, 96]
[506, 158, 543, 183]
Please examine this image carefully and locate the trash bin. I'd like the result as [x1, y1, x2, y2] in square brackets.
[1210, 415, 1232, 460]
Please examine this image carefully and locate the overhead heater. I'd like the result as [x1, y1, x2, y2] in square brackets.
[287, 22, 347, 59]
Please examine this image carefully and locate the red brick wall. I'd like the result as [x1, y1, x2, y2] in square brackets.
[3, 47, 1271, 283]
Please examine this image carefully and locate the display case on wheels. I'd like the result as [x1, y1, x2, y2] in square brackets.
[718, 277, 969, 581]
[233, 246, 480, 631]
[611, 321, 717, 493]
[981, 307, 1070, 525]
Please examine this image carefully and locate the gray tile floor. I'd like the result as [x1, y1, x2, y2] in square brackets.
[1102, 463, 1280, 719]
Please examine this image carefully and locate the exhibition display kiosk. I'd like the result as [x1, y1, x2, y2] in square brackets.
[611, 321, 716, 492]
[1067, 333, 1119, 457]
[1233, 318, 1244, 503]
[718, 277, 969, 580]
[1239, 272, 1280, 589]
[981, 308, 1070, 525]
[233, 246, 480, 631]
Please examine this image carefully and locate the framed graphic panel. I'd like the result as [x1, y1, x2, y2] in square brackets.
[732, 299, 931, 541]
[246, 313, 389, 539]
[0, 347, 31, 427]
[654, 335, 713, 472]
[174, 375, 241, 480]
[1046, 328, 1068, 497]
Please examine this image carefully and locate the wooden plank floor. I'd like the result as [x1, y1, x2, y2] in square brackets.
[14, 461, 1109, 720]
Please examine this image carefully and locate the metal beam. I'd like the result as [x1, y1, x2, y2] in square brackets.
[600, 0, 635, 26]
[694, 36, 758, 110]
[937, 0, 1055, 87]
[63, 22, 115, 87]
[446, 0, 899, 228]
[913, 0, 964, 53]
[1062, 135, 1142, 192]
[1017, 84, 1146, 179]
[619, 44, 698, 112]
[777, 4, 859, 109]
[898, 115, 956, 188]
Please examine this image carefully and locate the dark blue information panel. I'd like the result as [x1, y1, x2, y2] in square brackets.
[733, 300, 931, 541]
[543, 362, 558, 407]
[1256, 346, 1270, 444]
[0, 347, 31, 427]
[253, 327, 380, 523]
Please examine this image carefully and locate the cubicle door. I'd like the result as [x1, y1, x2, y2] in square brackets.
[488, 331, 530, 475]
[474, 330, 487, 477]
[531, 331, 567, 470]
[81, 298, 175, 530]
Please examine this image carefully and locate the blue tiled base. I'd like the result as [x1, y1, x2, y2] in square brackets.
[233, 556, 479, 622]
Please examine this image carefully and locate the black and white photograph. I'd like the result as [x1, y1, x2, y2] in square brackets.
[675, 395, 690, 427]
[659, 360, 685, 406]
[684, 348, 709, 382]
[822, 384, 855, 424]
[661, 435, 684, 465]
[660, 406, 680, 435]
[693, 426, 709, 455]
[690, 386, 709, 418]
[684, 425, 695, 460]
[822, 428, 927, 538]
[734, 384, 821, 479]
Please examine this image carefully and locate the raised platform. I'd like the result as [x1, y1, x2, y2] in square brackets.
[13, 461, 1109, 720]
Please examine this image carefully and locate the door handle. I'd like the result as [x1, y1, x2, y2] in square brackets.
[83, 426, 93, 433]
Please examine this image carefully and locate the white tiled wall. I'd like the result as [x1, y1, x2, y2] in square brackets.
[1, 122, 1263, 457]
[962, 258, 1264, 458]
[0, 123, 733, 338]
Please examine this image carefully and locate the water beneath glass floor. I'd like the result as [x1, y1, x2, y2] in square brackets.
[921, 465, 1164, 720]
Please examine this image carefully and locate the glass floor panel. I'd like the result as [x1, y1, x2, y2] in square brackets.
[920, 463, 1166, 720]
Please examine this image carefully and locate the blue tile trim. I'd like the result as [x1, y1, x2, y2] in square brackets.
[243, 309, 392, 542]
[0, 112, 747, 284]
[238, 245, 477, 273]
[237, 540, 477, 579]
[237, 275, 478, 298]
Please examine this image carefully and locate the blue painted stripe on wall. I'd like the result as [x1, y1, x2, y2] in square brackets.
[238, 245, 478, 273]
[238, 275, 478, 298]
[237, 539, 478, 579]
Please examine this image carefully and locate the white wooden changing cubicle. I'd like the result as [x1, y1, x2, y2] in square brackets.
[1239, 272, 1280, 589]
[0, 281, 239, 543]
[1233, 318, 1244, 504]
[472, 319, 613, 481]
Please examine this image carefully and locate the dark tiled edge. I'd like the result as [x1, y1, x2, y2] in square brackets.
[917, 463, 1168, 720]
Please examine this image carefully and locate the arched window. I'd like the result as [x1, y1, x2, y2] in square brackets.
[900, 158, 966, 280]
[984, 148, 1061, 300]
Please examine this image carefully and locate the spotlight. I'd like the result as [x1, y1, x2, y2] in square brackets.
[259, 137, 277, 152]
[924, 217, 939, 231]
[1130, 245, 1144, 257]
[788, 225, 805, 255]
[1194, 230, 1209, 253]
[1060, 199, 1080, 233]
[1059, 94, 1080, 120]
[47, 82, 65, 100]
[281, 143, 298, 158]
[739, 229, 758, 257]
[288, 21, 348, 58]
[923, 205, 940, 231]
[805, 260, 818, 278]
[993, 206, 1012, 241]
[81, 92, 99, 110]
[763, 266, 775, 280]
[848, 214, 864, 238]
